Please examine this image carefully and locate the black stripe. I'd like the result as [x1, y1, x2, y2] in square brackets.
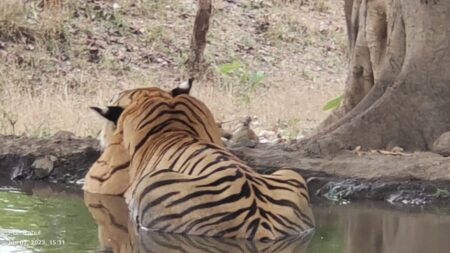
[133, 133, 183, 176]
[195, 159, 223, 175]
[166, 185, 231, 208]
[136, 168, 224, 205]
[177, 212, 229, 233]
[195, 207, 249, 231]
[179, 146, 209, 174]
[187, 155, 207, 175]
[264, 175, 307, 190]
[246, 218, 260, 239]
[250, 187, 313, 228]
[138, 110, 197, 131]
[196, 169, 242, 188]
[136, 102, 171, 129]
[251, 175, 295, 192]
[259, 208, 298, 232]
[251, 185, 268, 203]
[144, 191, 179, 208]
[197, 155, 232, 175]
[173, 100, 215, 142]
[145, 182, 251, 228]
[135, 119, 199, 152]
[168, 139, 198, 162]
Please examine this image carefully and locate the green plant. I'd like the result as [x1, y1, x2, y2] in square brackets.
[216, 60, 266, 105]
[432, 188, 450, 198]
[323, 94, 344, 111]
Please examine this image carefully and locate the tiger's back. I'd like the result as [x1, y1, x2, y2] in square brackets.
[84, 84, 223, 195]
[115, 92, 315, 240]
[87, 82, 314, 240]
[129, 134, 314, 240]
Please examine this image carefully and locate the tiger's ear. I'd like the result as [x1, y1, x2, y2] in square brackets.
[90, 106, 124, 124]
[171, 78, 194, 97]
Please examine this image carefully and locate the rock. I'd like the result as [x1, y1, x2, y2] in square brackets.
[432, 131, 450, 156]
[32, 155, 57, 179]
[75, 178, 85, 186]
[53, 130, 76, 140]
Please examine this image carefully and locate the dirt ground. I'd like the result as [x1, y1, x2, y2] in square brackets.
[234, 145, 450, 181]
[0, 0, 346, 138]
[1, 134, 449, 206]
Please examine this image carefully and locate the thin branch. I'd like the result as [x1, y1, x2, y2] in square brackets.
[186, 0, 212, 79]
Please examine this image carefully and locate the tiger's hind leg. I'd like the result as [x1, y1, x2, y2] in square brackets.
[126, 169, 252, 239]
[127, 169, 207, 233]
[261, 168, 315, 231]
[266, 168, 310, 201]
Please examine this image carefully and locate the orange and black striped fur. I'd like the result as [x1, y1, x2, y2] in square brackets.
[84, 80, 223, 195]
[85, 81, 314, 240]
[84, 192, 312, 253]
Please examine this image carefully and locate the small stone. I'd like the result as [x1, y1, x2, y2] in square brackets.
[431, 131, 450, 156]
[53, 130, 75, 139]
[391, 146, 404, 153]
[75, 178, 85, 186]
[32, 156, 56, 179]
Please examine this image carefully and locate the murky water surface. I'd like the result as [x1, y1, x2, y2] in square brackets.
[0, 181, 449, 253]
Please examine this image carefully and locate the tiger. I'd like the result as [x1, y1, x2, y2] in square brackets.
[84, 79, 224, 195]
[84, 192, 312, 253]
[85, 81, 315, 240]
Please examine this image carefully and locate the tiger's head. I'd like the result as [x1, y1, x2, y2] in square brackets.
[84, 79, 223, 195]
[92, 87, 172, 150]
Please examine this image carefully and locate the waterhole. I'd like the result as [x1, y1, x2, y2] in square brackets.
[0, 181, 449, 253]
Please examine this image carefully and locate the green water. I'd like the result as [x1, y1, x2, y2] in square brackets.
[0, 184, 99, 253]
[1, 182, 450, 253]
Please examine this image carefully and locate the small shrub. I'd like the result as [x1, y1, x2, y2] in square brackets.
[216, 60, 266, 105]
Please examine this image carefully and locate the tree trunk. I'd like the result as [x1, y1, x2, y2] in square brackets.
[300, 0, 450, 156]
[186, 0, 212, 79]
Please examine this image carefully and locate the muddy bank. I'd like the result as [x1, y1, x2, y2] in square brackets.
[1, 134, 449, 205]
[0, 134, 99, 184]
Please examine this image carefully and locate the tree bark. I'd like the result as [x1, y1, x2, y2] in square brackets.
[186, 0, 212, 79]
[300, 0, 450, 156]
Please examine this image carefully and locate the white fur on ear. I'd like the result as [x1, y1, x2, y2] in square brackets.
[90, 106, 124, 124]
[179, 80, 190, 89]
[91, 106, 108, 116]
[171, 78, 194, 96]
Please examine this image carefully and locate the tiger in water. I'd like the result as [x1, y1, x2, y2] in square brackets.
[84, 192, 312, 253]
[84, 80, 314, 240]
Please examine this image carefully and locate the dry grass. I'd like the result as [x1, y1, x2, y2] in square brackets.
[0, 0, 347, 139]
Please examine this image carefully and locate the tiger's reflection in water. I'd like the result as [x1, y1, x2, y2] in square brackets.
[84, 192, 313, 253]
